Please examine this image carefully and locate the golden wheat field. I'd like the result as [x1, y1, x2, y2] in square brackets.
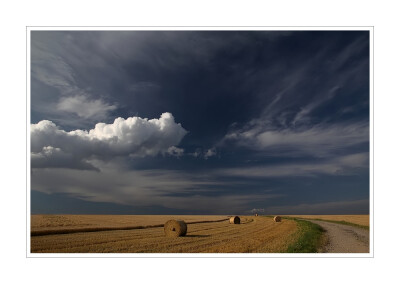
[285, 215, 369, 227]
[30, 215, 298, 253]
[31, 215, 229, 234]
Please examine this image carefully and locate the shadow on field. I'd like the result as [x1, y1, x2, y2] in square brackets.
[185, 234, 211, 238]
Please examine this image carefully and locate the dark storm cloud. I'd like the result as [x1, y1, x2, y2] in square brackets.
[30, 30, 370, 214]
[31, 163, 283, 215]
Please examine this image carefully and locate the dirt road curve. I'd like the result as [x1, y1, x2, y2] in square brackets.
[306, 220, 370, 253]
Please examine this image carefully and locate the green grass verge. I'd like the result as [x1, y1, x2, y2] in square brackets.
[261, 216, 325, 253]
[283, 217, 325, 253]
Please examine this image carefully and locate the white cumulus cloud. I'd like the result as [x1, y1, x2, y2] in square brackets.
[166, 146, 185, 157]
[31, 112, 188, 170]
[204, 147, 217, 159]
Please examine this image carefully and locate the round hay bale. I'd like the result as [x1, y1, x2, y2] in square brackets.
[274, 216, 282, 222]
[164, 220, 187, 237]
[229, 216, 240, 224]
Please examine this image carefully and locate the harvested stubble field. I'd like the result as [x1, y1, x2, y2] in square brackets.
[30, 215, 298, 253]
[31, 215, 229, 235]
[284, 215, 369, 227]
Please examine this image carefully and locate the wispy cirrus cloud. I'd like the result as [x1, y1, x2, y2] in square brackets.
[31, 46, 77, 90]
[224, 121, 369, 158]
[31, 34, 118, 124]
[215, 33, 369, 160]
[217, 152, 369, 178]
[57, 95, 117, 120]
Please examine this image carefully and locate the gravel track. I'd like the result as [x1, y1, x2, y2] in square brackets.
[305, 219, 369, 253]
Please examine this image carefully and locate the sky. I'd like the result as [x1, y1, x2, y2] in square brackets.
[30, 30, 370, 215]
